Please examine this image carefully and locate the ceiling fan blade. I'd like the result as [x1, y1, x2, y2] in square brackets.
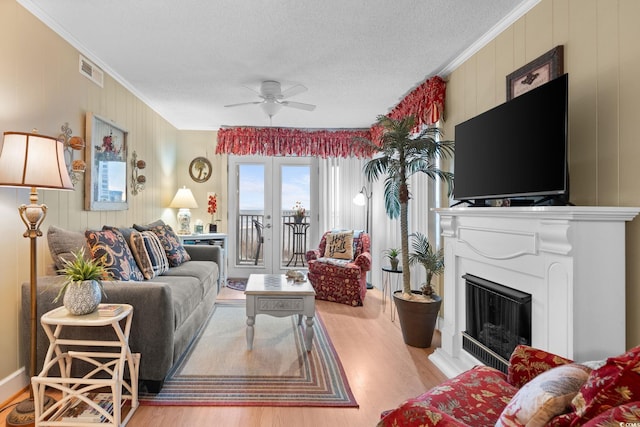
[281, 84, 307, 99]
[281, 101, 316, 111]
[224, 101, 263, 108]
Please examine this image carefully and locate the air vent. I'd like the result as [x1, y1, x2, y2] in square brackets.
[79, 55, 104, 88]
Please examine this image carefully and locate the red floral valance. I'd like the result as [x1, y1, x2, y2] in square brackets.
[216, 127, 374, 158]
[216, 76, 445, 158]
[370, 76, 447, 144]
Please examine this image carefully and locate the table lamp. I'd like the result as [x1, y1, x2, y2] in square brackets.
[169, 186, 199, 234]
[0, 131, 74, 426]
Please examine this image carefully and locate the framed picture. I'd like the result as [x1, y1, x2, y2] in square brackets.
[506, 45, 564, 100]
[84, 113, 129, 211]
[189, 156, 212, 183]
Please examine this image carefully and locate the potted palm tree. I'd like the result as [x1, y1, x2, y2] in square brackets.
[405, 232, 444, 347]
[359, 114, 453, 347]
[54, 248, 112, 315]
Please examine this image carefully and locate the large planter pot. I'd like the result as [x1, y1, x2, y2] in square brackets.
[393, 290, 442, 348]
[63, 280, 102, 315]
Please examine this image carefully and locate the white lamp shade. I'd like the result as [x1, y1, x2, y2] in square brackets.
[353, 192, 366, 206]
[169, 186, 199, 209]
[0, 132, 73, 190]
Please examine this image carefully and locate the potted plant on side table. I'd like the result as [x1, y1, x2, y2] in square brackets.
[54, 248, 112, 315]
[358, 114, 453, 348]
[384, 248, 401, 271]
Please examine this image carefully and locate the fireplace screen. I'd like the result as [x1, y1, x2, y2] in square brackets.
[462, 274, 531, 373]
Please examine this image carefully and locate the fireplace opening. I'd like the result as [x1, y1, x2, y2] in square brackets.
[462, 274, 531, 373]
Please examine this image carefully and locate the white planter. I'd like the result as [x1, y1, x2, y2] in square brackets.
[63, 280, 102, 315]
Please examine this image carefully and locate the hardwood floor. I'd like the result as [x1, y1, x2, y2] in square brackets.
[1, 287, 447, 427]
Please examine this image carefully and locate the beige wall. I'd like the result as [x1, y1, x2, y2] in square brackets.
[0, 0, 185, 382]
[175, 131, 227, 233]
[443, 0, 640, 348]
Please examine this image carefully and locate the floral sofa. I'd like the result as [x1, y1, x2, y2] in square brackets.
[378, 345, 640, 426]
[305, 230, 371, 306]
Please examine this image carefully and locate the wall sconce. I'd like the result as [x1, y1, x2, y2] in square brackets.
[131, 151, 146, 195]
[58, 122, 85, 187]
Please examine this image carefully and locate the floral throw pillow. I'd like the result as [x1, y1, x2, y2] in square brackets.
[569, 345, 640, 423]
[497, 363, 591, 427]
[85, 229, 144, 281]
[134, 222, 190, 267]
[508, 345, 574, 389]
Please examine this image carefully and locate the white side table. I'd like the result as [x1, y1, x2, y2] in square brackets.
[32, 304, 139, 426]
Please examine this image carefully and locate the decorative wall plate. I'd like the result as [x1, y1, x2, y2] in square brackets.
[189, 156, 212, 182]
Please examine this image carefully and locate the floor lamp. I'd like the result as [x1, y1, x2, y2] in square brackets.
[0, 132, 74, 427]
[353, 186, 373, 289]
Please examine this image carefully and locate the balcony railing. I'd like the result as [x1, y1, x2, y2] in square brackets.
[236, 211, 311, 268]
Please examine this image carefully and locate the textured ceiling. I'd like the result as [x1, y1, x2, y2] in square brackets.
[19, 0, 537, 130]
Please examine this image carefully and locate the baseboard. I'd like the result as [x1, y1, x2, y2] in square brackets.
[0, 367, 28, 406]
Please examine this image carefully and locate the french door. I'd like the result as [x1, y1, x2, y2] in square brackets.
[227, 155, 318, 278]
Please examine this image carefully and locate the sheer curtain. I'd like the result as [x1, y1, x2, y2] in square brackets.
[316, 152, 446, 291]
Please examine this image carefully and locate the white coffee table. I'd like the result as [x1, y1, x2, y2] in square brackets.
[245, 274, 316, 351]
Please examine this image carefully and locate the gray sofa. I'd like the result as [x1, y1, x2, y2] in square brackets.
[21, 225, 221, 393]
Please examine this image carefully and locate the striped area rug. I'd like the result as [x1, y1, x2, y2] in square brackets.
[139, 302, 357, 407]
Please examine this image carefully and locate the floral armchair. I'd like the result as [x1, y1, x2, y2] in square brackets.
[305, 230, 371, 306]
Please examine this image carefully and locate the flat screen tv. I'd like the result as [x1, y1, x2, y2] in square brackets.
[453, 73, 569, 206]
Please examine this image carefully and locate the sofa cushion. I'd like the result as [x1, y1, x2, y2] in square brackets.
[379, 365, 517, 427]
[508, 345, 574, 389]
[497, 363, 592, 427]
[323, 230, 354, 260]
[149, 276, 204, 330]
[378, 405, 468, 426]
[48, 225, 89, 271]
[570, 345, 640, 423]
[134, 221, 191, 267]
[581, 402, 640, 425]
[85, 228, 145, 281]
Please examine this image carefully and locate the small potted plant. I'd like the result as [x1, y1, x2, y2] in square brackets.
[207, 193, 221, 232]
[384, 248, 401, 271]
[293, 201, 306, 223]
[54, 248, 112, 315]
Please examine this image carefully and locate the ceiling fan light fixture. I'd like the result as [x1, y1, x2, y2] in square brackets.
[260, 101, 282, 117]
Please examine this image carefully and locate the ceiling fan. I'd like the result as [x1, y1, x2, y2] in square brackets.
[224, 80, 316, 118]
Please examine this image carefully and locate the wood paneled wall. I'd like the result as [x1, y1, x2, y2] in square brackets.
[0, 0, 182, 383]
[442, 0, 640, 348]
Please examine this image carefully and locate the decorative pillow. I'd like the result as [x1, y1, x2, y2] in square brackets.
[132, 231, 170, 278]
[128, 229, 155, 280]
[134, 221, 190, 267]
[47, 225, 89, 271]
[570, 345, 640, 423]
[497, 363, 592, 427]
[85, 229, 145, 281]
[323, 231, 354, 260]
[508, 345, 574, 389]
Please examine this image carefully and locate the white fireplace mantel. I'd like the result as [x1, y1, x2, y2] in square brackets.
[430, 206, 640, 378]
